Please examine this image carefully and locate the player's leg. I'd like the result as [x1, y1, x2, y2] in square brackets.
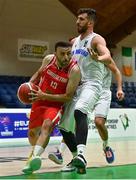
[22, 127, 41, 174]
[73, 84, 99, 173]
[95, 117, 114, 163]
[28, 118, 53, 172]
[48, 101, 76, 165]
[94, 89, 114, 163]
[72, 109, 87, 174]
[28, 127, 40, 146]
[95, 117, 108, 147]
[29, 107, 63, 172]
[48, 138, 66, 164]
[23, 107, 62, 174]
[60, 129, 77, 172]
[22, 105, 45, 174]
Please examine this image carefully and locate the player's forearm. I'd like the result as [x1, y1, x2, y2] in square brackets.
[42, 93, 72, 103]
[29, 72, 40, 85]
[114, 71, 123, 91]
[98, 54, 111, 64]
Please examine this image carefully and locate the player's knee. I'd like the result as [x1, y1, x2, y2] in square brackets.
[95, 117, 105, 128]
[28, 129, 36, 138]
[42, 119, 53, 132]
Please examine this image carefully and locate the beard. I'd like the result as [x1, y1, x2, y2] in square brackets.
[77, 25, 88, 34]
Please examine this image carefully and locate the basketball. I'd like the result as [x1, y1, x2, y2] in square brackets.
[17, 82, 38, 104]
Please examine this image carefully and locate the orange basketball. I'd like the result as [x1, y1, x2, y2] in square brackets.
[17, 82, 38, 104]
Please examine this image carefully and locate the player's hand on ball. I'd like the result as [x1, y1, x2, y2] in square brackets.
[29, 87, 46, 101]
[17, 82, 39, 104]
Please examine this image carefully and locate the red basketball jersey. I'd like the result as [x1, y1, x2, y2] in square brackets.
[33, 56, 77, 107]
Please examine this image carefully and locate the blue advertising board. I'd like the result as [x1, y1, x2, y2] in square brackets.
[0, 111, 61, 139]
[0, 113, 29, 138]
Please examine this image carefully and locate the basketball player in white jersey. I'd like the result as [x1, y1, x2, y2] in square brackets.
[48, 8, 115, 174]
[48, 54, 124, 174]
[64, 8, 113, 173]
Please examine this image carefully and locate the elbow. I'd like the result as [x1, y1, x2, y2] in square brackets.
[65, 96, 72, 102]
[104, 55, 112, 65]
[107, 55, 112, 64]
[64, 94, 73, 102]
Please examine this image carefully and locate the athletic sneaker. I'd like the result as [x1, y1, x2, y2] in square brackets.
[61, 160, 76, 172]
[76, 167, 86, 174]
[22, 164, 32, 174]
[72, 154, 87, 174]
[22, 152, 33, 174]
[104, 146, 114, 164]
[29, 156, 42, 171]
[23, 155, 42, 174]
[48, 149, 63, 165]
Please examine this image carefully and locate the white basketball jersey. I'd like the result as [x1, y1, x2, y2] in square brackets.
[103, 66, 112, 89]
[72, 33, 105, 86]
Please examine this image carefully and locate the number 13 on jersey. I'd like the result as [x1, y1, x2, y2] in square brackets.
[50, 81, 58, 89]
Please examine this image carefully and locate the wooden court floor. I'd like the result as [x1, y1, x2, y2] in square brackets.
[0, 138, 136, 178]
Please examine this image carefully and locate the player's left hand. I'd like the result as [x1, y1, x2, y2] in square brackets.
[29, 87, 46, 101]
[87, 48, 99, 61]
[116, 90, 125, 101]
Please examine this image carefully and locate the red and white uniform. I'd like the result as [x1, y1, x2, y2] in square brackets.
[29, 56, 76, 129]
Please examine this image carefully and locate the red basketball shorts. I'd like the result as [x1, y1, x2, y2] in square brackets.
[29, 105, 63, 129]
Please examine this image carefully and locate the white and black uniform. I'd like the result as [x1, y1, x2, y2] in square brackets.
[59, 32, 106, 133]
[59, 67, 112, 133]
[72, 33, 105, 114]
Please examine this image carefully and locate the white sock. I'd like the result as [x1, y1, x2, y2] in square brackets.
[33, 145, 44, 156]
[77, 144, 86, 156]
[59, 142, 67, 155]
[103, 140, 108, 149]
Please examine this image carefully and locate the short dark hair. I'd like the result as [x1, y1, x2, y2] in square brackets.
[55, 41, 72, 51]
[77, 8, 97, 23]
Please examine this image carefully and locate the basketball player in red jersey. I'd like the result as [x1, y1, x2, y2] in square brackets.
[22, 41, 81, 174]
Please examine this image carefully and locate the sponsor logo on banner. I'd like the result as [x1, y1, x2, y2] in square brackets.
[119, 113, 130, 130]
[0, 116, 13, 137]
[0, 111, 61, 139]
[0, 109, 135, 140]
[88, 109, 136, 139]
[18, 39, 49, 61]
[0, 113, 29, 138]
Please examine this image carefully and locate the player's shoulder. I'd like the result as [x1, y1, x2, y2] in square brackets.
[70, 62, 80, 74]
[70, 36, 78, 45]
[42, 54, 54, 65]
[91, 33, 106, 47]
[92, 33, 105, 42]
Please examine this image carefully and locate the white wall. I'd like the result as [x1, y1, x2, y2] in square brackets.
[0, 27, 76, 76]
[0, 0, 136, 82]
[0, 0, 77, 76]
